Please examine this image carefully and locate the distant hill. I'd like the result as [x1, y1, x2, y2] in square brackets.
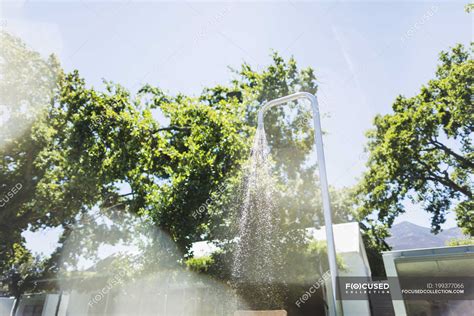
[386, 221, 467, 250]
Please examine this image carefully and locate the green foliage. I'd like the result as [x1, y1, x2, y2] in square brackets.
[356, 44, 473, 246]
[0, 32, 63, 295]
[288, 239, 345, 283]
[185, 256, 214, 274]
[446, 237, 474, 246]
[465, 3, 474, 13]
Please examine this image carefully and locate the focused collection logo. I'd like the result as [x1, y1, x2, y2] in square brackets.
[345, 282, 390, 294]
[337, 277, 392, 299]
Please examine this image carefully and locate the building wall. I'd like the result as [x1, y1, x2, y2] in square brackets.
[339, 252, 372, 316]
[65, 291, 90, 316]
[382, 246, 474, 316]
[42, 294, 60, 316]
[15, 294, 46, 316]
[0, 297, 14, 316]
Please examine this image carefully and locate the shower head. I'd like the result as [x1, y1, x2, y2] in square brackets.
[257, 92, 318, 129]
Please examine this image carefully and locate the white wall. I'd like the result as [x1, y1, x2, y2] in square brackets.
[339, 252, 371, 316]
[65, 291, 91, 316]
[315, 223, 372, 316]
[56, 293, 69, 316]
[0, 297, 14, 316]
[42, 294, 60, 316]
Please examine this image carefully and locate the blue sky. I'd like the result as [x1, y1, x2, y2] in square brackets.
[1, 0, 472, 254]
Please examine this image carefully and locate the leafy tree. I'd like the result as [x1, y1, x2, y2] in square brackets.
[356, 43, 473, 258]
[0, 32, 176, 294]
[0, 31, 63, 297]
[139, 54, 353, 310]
[138, 52, 340, 254]
[1, 33, 355, 307]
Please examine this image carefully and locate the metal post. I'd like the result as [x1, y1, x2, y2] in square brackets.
[257, 92, 341, 315]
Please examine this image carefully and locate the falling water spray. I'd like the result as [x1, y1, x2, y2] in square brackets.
[232, 123, 285, 310]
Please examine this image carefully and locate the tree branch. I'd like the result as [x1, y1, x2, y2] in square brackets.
[156, 126, 191, 132]
[417, 159, 472, 198]
[425, 174, 472, 198]
[429, 139, 474, 169]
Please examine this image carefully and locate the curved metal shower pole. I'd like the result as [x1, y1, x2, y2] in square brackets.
[258, 92, 341, 316]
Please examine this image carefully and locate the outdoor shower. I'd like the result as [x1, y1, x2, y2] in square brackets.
[257, 92, 341, 316]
